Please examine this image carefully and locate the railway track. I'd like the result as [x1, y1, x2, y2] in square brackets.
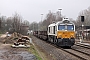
[71, 47, 90, 56]
[33, 36, 90, 60]
[32, 36, 80, 60]
[47, 42, 90, 60]
[60, 48, 90, 60]
[75, 43, 90, 49]
[43, 43, 90, 60]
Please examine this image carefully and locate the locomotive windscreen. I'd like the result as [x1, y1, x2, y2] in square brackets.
[67, 25, 74, 30]
[58, 25, 65, 30]
[58, 25, 74, 30]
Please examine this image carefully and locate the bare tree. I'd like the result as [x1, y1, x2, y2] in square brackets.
[0, 16, 7, 33]
[12, 13, 22, 33]
[23, 20, 30, 26]
[56, 11, 62, 21]
[29, 22, 38, 31]
[76, 7, 90, 26]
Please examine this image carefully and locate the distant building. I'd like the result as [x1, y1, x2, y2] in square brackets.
[21, 24, 29, 35]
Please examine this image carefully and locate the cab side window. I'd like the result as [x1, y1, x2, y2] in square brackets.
[53, 26, 55, 34]
[48, 27, 50, 33]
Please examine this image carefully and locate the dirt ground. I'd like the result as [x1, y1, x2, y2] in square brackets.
[0, 33, 52, 60]
[0, 34, 36, 60]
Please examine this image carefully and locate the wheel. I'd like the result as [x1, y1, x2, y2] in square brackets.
[48, 37, 50, 43]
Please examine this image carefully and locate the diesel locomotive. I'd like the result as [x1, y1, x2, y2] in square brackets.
[33, 18, 75, 47]
[48, 18, 75, 47]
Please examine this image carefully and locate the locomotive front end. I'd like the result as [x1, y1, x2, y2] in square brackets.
[48, 18, 75, 47]
[56, 19, 75, 46]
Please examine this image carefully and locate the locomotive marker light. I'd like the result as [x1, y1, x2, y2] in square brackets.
[80, 16, 84, 43]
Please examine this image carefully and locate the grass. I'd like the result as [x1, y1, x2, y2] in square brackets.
[28, 35, 49, 60]
[0, 34, 3, 36]
[28, 44, 42, 60]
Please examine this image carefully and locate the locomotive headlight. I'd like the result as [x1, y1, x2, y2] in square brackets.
[58, 35, 62, 38]
[70, 35, 74, 38]
[70, 35, 73, 37]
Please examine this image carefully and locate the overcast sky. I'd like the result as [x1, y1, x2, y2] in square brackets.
[0, 0, 90, 22]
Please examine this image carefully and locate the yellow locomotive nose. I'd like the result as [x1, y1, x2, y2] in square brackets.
[57, 31, 75, 39]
